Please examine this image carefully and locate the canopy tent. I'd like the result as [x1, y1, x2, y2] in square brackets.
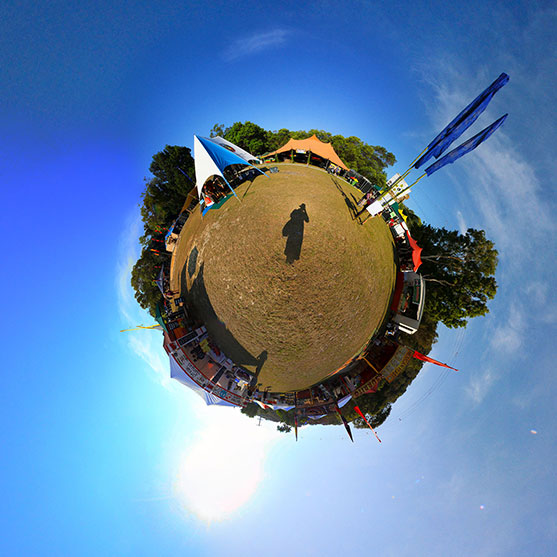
[209, 136, 261, 164]
[193, 135, 266, 198]
[267, 134, 349, 170]
[168, 350, 236, 406]
[155, 303, 169, 333]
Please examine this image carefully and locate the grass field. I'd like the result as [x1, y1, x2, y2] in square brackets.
[171, 164, 396, 392]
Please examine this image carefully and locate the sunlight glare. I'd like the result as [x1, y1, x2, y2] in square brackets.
[173, 415, 278, 522]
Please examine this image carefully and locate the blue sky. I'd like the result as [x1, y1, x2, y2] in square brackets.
[1, 1, 556, 555]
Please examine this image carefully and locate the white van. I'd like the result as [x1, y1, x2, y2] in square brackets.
[392, 272, 426, 334]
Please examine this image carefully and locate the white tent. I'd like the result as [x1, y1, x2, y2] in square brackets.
[210, 136, 261, 164]
[193, 135, 226, 198]
[193, 135, 266, 199]
[168, 351, 235, 407]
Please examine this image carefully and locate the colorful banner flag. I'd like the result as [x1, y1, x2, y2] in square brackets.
[412, 350, 458, 371]
[424, 114, 508, 177]
[354, 405, 382, 443]
[335, 405, 354, 442]
[406, 231, 423, 272]
[414, 73, 509, 169]
[294, 415, 298, 442]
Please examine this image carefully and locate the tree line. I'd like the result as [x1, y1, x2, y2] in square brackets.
[211, 121, 397, 189]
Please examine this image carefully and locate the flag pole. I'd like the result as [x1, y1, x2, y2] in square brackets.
[408, 146, 429, 169]
[360, 172, 426, 225]
[376, 146, 429, 201]
[221, 175, 241, 202]
[362, 356, 379, 374]
[376, 167, 412, 202]
[354, 405, 382, 443]
[394, 173, 427, 198]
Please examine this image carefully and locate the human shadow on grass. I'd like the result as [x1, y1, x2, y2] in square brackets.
[330, 176, 358, 218]
[282, 203, 309, 264]
[187, 246, 199, 278]
[249, 350, 268, 389]
[183, 262, 267, 378]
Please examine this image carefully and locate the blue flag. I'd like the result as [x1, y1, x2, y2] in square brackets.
[415, 73, 509, 169]
[424, 114, 508, 176]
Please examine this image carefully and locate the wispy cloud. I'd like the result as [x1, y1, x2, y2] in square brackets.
[223, 29, 291, 62]
[455, 210, 467, 235]
[418, 61, 555, 405]
[424, 68, 555, 262]
[466, 366, 497, 404]
[489, 303, 524, 353]
[116, 210, 170, 387]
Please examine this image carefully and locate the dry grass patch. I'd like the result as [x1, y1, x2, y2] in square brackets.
[172, 164, 396, 391]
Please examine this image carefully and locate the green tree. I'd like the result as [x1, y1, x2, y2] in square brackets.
[266, 128, 292, 152]
[224, 121, 269, 155]
[410, 224, 498, 328]
[241, 402, 259, 418]
[131, 145, 195, 316]
[265, 127, 396, 185]
[210, 123, 227, 138]
[277, 423, 292, 433]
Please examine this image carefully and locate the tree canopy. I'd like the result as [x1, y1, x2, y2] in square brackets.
[131, 145, 196, 316]
[410, 224, 498, 328]
[211, 121, 397, 188]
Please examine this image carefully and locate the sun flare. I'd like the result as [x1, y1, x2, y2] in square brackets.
[173, 418, 276, 522]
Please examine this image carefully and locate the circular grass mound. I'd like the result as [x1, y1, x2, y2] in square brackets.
[173, 164, 396, 392]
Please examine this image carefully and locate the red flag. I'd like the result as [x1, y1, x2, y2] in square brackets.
[294, 416, 298, 442]
[354, 405, 382, 443]
[412, 350, 458, 371]
[405, 231, 423, 272]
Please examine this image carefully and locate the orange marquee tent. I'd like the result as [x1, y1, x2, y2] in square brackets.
[267, 134, 349, 170]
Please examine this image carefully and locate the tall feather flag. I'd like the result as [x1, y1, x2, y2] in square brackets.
[354, 406, 382, 443]
[335, 404, 354, 442]
[294, 415, 298, 442]
[414, 73, 509, 169]
[423, 114, 508, 176]
[412, 350, 458, 371]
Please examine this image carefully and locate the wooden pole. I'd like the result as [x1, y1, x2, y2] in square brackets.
[377, 146, 429, 201]
[363, 356, 379, 374]
[395, 173, 427, 198]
